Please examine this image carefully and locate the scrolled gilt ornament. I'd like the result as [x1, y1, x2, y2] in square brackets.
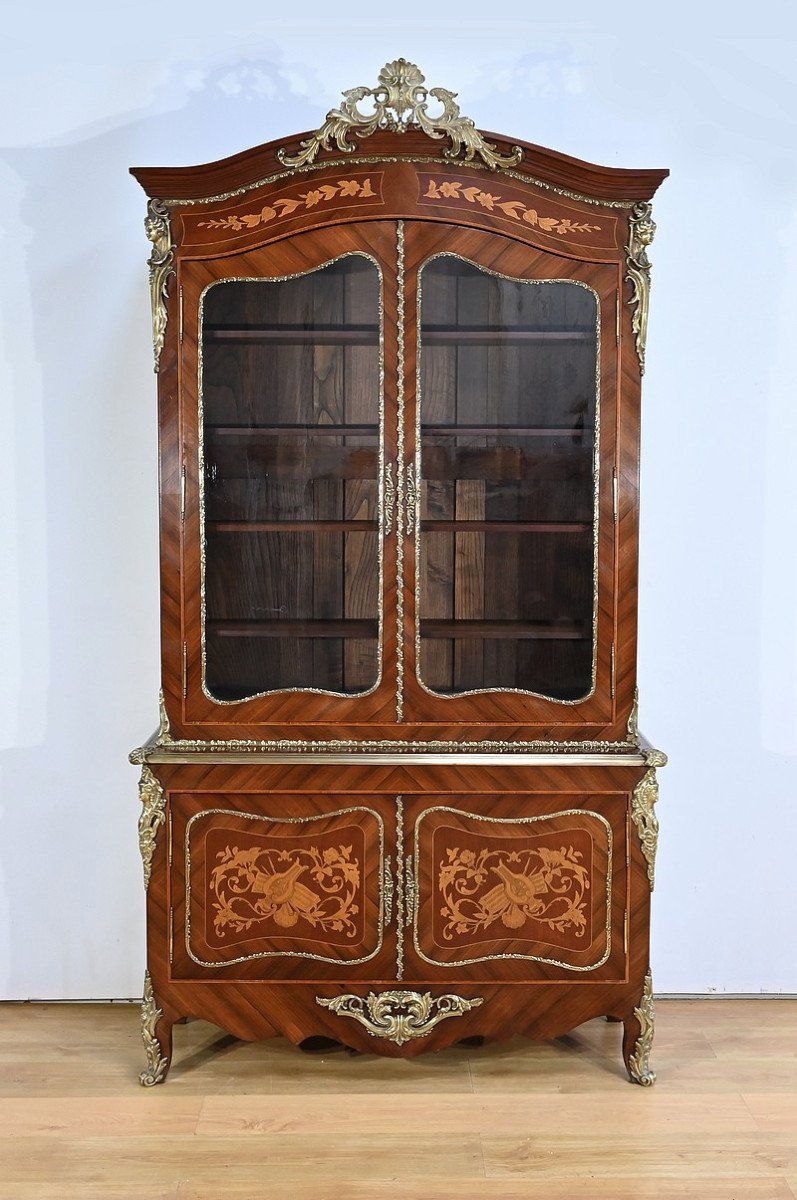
[383, 856, 394, 925]
[279, 59, 522, 172]
[625, 201, 656, 374]
[157, 687, 174, 744]
[627, 970, 656, 1086]
[145, 198, 176, 372]
[140, 970, 168, 1087]
[627, 687, 639, 744]
[138, 765, 166, 891]
[316, 989, 483, 1046]
[631, 767, 659, 890]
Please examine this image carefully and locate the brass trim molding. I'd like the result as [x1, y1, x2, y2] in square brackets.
[395, 796, 405, 979]
[138, 766, 166, 891]
[625, 202, 656, 374]
[139, 971, 168, 1087]
[144, 198, 175, 372]
[278, 59, 522, 173]
[316, 989, 483, 1045]
[631, 767, 660, 890]
[627, 969, 656, 1086]
[383, 461, 397, 535]
[383, 856, 394, 926]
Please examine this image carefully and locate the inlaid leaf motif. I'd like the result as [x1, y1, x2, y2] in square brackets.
[424, 180, 601, 236]
[209, 843, 362, 938]
[439, 844, 590, 939]
[197, 178, 376, 231]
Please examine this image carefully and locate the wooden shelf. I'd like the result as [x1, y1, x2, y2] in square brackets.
[420, 620, 588, 640]
[208, 520, 376, 533]
[206, 424, 378, 437]
[422, 327, 593, 344]
[421, 520, 590, 534]
[422, 425, 592, 438]
[204, 324, 378, 345]
[208, 619, 379, 639]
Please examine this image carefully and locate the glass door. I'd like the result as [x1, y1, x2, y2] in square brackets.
[181, 222, 398, 729]
[402, 225, 617, 727]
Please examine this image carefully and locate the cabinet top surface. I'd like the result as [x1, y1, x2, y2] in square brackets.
[130, 58, 668, 206]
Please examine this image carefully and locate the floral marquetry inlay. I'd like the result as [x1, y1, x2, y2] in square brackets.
[439, 844, 590, 941]
[196, 174, 381, 233]
[210, 843, 361, 939]
[422, 177, 602, 236]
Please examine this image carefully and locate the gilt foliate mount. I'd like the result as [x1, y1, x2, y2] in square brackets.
[279, 59, 523, 172]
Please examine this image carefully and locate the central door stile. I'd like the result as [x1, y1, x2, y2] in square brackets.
[395, 794, 405, 979]
[395, 220, 407, 722]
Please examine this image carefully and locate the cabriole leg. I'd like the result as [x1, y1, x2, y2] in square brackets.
[139, 970, 172, 1086]
[623, 969, 656, 1086]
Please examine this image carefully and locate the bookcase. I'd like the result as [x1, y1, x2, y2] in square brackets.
[130, 59, 667, 1084]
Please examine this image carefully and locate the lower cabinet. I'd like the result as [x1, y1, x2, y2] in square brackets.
[137, 757, 659, 1086]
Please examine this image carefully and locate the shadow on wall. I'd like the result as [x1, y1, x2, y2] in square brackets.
[0, 58, 334, 999]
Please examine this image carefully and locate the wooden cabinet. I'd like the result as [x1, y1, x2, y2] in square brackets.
[130, 59, 667, 1084]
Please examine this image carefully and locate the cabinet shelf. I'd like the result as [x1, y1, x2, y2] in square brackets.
[207, 619, 378, 639]
[206, 424, 378, 437]
[204, 324, 378, 345]
[208, 520, 376, 533]
[422, 326, 593, 344]
[420, 620, 588, 640]
[422, 425, 592, 438]
[421, 520, 590, 534]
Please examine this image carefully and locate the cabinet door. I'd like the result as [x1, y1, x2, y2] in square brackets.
[170, 792, 398, 980]
[401, 222, 619, 730]
[178, 222, 399, 732]
[404, 794, 627, 982]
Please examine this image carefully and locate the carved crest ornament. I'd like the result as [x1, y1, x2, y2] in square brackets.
[279, 58, 523, 171]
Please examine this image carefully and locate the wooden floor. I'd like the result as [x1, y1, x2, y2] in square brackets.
[0, 1000, 795, 1198]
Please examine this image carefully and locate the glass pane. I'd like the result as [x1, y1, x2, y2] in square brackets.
[200, 256, 382, 701]
[417, 257, 598, 701]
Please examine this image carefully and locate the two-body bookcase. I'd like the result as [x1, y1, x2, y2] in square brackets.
[130, 60, 667, 1084]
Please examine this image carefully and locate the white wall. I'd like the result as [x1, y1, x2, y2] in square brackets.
[2, 5, 796, 998]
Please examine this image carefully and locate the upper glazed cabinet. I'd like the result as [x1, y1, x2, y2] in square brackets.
[132, 59, 667, 745]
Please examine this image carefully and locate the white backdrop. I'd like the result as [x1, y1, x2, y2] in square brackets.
[1, 5, 796, 998]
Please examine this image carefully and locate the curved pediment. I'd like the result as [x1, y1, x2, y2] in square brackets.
[130, 59, 668, 207]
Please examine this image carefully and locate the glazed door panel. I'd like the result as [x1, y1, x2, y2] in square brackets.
[404, 793, 628, 983]
[401, 222, 619, 729]
[179, 222, 399, 732]
[170, 792, 398, 981]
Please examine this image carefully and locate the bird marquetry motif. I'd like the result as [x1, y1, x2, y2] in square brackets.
[439, 844, 590, 941]
[210, 843, 361, 939]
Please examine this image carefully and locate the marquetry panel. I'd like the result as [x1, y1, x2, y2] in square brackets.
[169, 792, 398, 981]
[404, 792, 628, 983]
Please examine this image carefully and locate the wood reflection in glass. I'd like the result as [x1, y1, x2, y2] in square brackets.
[417, 257, 598, 701]
[201, 257, 382, 700]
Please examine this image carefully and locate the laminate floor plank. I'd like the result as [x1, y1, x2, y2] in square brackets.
[0, 1000, 795, 1198]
